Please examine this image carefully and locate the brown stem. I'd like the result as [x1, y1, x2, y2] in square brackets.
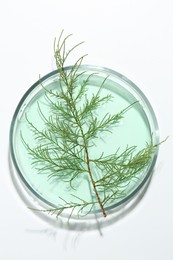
[84, 144, 107, 218]
[69, 94, 107, 218]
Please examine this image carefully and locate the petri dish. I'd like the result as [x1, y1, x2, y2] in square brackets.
[9, 65, 159, 220]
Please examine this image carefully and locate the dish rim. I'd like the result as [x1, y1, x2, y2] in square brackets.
[9, 65, 160, 215]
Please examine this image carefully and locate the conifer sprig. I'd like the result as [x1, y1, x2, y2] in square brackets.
[22, 31, 158, 219]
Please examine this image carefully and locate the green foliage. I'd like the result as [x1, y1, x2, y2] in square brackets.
[22, 31, 158, 219]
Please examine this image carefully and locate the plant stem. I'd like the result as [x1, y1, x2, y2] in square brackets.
[68, 91, 107, 217]
[83, 133, 107, 218]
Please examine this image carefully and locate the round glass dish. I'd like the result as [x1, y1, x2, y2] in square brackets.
[9, 65, 159, 220]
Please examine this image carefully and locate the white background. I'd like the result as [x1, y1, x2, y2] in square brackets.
[0, 0, 172, 259]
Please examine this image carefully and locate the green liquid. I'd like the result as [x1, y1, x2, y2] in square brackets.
[11, 67, 158, 216]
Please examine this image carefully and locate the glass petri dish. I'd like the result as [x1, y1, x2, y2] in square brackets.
[9, 65, 159, 220]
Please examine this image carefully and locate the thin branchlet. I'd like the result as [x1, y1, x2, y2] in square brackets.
[22, 30, 159, 220]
